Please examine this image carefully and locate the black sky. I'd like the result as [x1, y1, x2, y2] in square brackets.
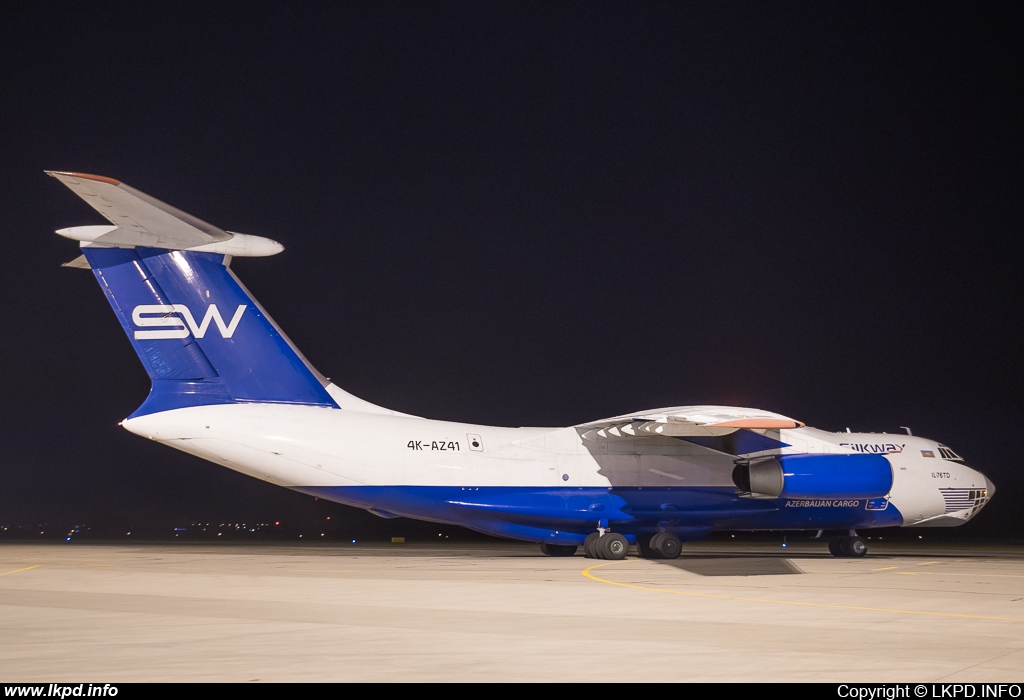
[1, 2, 1021, 537]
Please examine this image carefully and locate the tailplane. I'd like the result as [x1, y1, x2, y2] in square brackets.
[50, 171, 338, 417]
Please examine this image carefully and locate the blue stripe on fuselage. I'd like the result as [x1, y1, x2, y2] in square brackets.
[292, 485, 904, 544]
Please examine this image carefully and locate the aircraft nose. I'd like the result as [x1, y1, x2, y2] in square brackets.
[985, 476, 996, 499]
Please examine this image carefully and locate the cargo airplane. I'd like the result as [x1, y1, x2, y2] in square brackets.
[48, 171, 995, 559]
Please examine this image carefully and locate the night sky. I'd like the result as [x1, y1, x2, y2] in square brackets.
[2, 3, 1021, 538]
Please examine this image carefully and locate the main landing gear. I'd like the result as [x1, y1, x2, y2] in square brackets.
[583, 531, 628, 560]
[537, 529, 684, 561]
[828, 532, 868, 558]
[538, 524, 629, 559]
[539, 543, 578, 557]
[536, 532, 637, 560]
[636, 532, 682, 560]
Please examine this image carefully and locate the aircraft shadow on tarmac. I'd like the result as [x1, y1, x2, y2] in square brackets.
[659, 556, 804, 576]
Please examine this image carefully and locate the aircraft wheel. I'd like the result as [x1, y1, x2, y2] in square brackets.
[846, 536, 868, 558]
[583, 532, 601, 559]
[651, 532, 682, 559]
[636, 534, 656, 559]
[540, 543, 578, 557]
[828, 537, 845, 557]
[597, 533, 628, 560]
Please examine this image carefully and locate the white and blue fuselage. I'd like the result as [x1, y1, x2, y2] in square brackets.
[121, 397, 993, 546]
[48, 170, 994, 559]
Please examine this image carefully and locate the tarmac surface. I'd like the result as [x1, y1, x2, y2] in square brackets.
[1, 540, 1022, 682]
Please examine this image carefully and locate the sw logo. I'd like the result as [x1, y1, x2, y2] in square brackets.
[132, 304, 246, 340]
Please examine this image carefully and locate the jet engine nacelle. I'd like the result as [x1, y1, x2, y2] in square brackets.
[732, 453, 893, 499]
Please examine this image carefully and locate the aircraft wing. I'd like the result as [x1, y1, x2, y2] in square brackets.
[575, 405, 804, 456]
[576, 405, 803, 439]
[47, 171, 232, 249]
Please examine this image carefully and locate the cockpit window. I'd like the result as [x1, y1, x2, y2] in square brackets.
[937, 445, 963, 462]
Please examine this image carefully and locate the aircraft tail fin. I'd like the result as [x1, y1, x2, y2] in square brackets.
[52, 172, 338, 417]
[82, 246, 337, 417]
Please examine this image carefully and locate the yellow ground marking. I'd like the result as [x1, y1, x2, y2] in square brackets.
[917, 561, 940, 566]
[872, 566, 898, 571]
[0, 565, 41, 577]
[896, 571, 1024, 579]
[280, 568, 540, 576]
[581, 561, 1024, 622]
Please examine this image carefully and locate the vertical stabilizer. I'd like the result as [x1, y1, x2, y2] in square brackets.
[83, 247, 338, 417]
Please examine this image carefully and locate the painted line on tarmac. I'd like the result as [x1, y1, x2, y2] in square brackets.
[885, 558, 1024, 578]
[581, 561, 1024, 623]
[896, 570, 1024, 579]
[0, 565, 41, 577]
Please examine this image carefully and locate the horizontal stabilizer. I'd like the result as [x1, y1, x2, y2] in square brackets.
[62, 255, 90, 269]
[56, 224, 284, 258]
[48, 172, 283, 257]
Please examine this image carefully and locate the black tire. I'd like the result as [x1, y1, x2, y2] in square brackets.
[636, 533, 656, 559]
[828, 537, 844, 557]
[649, 532, 681, 559]
[583, 532, 601, 559]
[653, 533, 682, 559]
[597, 533, 628, 560]
[540, 543, 577, 557]
[847, 536, 868, 558]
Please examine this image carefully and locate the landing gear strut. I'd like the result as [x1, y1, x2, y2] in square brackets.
[828, 533, 868, 558]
